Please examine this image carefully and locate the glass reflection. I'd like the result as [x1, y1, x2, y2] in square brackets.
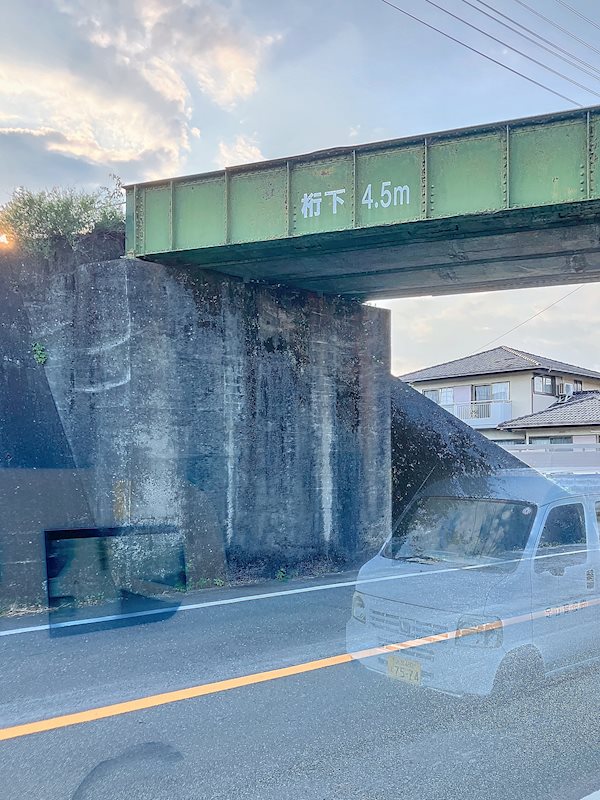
[348, 469, 600, 699]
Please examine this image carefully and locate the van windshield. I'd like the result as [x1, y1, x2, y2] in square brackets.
[383, 496, 537, 566]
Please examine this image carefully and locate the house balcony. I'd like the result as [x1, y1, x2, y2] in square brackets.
[441, 400, 513, 429]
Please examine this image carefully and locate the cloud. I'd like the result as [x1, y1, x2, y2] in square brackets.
[0, 59, 185, 170]
[215, 134, 265, 168]
[0, 130, 110, 197]
[54, 0, 279, 108]
[0, 0, 279, 196]
[0, 128, 170, 200]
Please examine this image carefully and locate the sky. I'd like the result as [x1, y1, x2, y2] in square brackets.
[1, 0, 600, 374]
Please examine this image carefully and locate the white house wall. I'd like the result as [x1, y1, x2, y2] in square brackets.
[409, 373, 600, 433]
[410, 371, 534, 419]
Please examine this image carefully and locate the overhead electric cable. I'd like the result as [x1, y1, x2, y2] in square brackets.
[554, 0, 600, 34]
[510, 0, 600, 60]
[419, 0, 600, 99]
[376, 0, 581, 105]
[462, 0, 600, 83]
[476, 285, 583, 350]
[474, 0, 600, 80]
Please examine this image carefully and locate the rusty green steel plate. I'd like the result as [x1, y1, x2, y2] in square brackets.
[125, 106, 600, 298]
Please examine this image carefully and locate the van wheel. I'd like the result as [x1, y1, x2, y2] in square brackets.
[488, 647, 545, 702]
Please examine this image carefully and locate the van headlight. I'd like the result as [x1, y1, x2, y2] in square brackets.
[455, 615, 503, 648]
[352, 592, 366, 623]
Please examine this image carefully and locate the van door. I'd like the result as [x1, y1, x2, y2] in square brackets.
[531, 500, 599, 672]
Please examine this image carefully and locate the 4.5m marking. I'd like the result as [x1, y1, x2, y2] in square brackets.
[362, 181, 410, 210]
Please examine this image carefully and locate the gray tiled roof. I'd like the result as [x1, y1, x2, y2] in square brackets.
[499, 391, 600, 429]
[400, 346, 600, 383]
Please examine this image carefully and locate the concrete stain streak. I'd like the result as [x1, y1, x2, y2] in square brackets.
[223, 361, 240, 547]
[82, 331, 132, 356]
[74, 370, 132, 393]
[0, 255, 391, 608]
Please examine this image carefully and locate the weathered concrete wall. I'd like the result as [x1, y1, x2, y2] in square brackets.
[0, 267, 96, 608]
[0, 240, 527, 609]
[390, 378, 525, 524]
[1, 254, 391, 605]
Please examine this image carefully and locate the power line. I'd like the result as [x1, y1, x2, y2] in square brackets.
[555, 0, 600, 33]
[476, 284, 583, 351]
[465, 0, 600, 83]
[510, 0, 600, 60]
[474, 0, 600, 81]
[419, 0, 600, 99]
[376, 0, 580, 105]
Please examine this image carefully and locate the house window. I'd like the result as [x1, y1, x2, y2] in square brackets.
[533, 376, 555, 395]
[471, 384, 492, 420]
[529, 435, 574, 445]
[423, 388, 454, 405]
[472, 382, 509, 402]
[492, 381, 510, 401]
[473, 384, 491, 401]
[574, 380, 583, 392]
[439, 388, 454, 406]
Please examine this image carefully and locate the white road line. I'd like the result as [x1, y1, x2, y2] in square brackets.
[0, 567, 452, 637]
[0, 575, 373, 638]
[0, 548, 583, 638]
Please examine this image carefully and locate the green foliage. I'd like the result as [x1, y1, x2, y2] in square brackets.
[276, 567, 288, 582]
[32, 342, 48, 366]
[0, 175, 125, 257]
[213, 577, 225, 588]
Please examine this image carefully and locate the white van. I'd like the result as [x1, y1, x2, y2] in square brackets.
[346, 470, 600, 697]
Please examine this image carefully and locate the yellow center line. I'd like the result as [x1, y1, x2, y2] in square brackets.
[0, 628, 485, 742]
[0, 653, 354, 742]
[1, 598, 597, 743]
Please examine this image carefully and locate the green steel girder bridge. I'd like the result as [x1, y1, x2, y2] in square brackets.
[126, 106, 600, 299]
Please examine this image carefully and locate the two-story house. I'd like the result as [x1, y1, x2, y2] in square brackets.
[400, 346, 600, 447]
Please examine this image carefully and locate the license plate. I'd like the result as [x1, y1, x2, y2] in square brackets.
[387, 655, 422, 685]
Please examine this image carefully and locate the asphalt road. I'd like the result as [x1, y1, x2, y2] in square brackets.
[2, 573, 600, 800]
